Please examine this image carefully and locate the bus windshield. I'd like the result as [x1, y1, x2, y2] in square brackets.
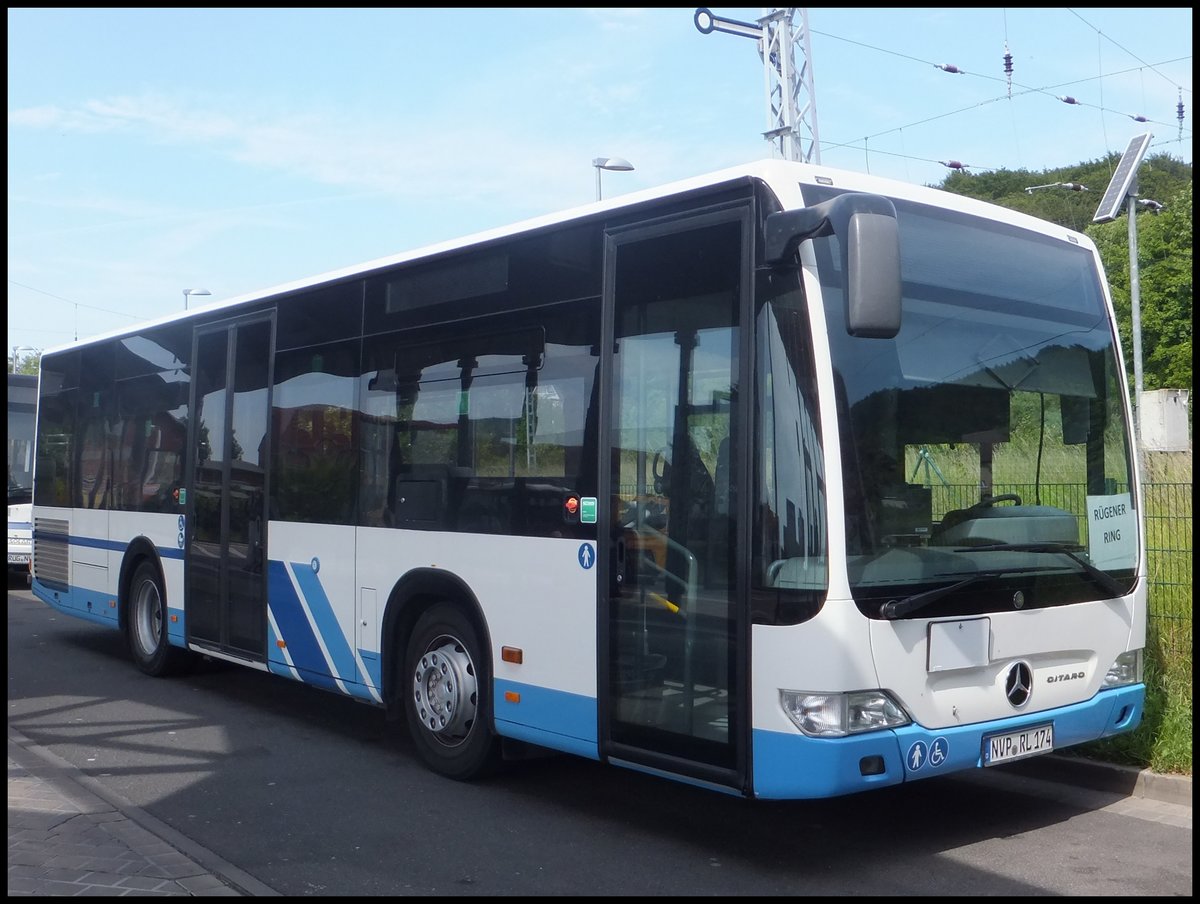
[808, 187, 1137, 619]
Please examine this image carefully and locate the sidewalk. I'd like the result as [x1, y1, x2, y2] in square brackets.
[8, 728, 278, 897]
[8, 725, 1191, 897]
[1002, 749, 1193, 809]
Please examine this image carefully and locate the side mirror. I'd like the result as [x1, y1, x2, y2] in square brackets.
[764, 193, 902, 339]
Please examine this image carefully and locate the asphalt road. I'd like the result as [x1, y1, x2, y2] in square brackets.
[8, 581, 1193, 896]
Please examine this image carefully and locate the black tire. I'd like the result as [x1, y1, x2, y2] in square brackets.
[125, 560, 189, 677]
[403, 602, 500, 780]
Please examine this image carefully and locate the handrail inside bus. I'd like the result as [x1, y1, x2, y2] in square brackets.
[634, 523, 697, 617]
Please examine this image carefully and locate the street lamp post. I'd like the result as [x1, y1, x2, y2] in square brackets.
[1124, 185, 1165, 442]
[593, 157, 634, 201]
[183, 288, 211, 311]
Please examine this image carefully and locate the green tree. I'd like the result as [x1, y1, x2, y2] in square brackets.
[1090, 181, 1193, 392]
[9, 350, 41, 375]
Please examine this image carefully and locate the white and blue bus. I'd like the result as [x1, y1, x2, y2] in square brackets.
[30, 159, 1145, 799]
[9, 372, 38, 580]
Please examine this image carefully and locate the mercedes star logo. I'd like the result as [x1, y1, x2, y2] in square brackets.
[1005, 661, 1033, 708]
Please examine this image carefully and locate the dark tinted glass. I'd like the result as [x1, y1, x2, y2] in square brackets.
[271, 340, 360, 524]
[276, 281, 364, 351]
[358, 303, 599, 536]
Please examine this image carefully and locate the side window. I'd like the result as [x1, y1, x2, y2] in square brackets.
[76, 345, 115, 511]
[358, 224, 602, 536]
[113, 372, 189, 513]
[752, 272, 828, 625]
[359, 312, 598, 536]
[34, 352, 80, 508]
[271, 341, 360, 524]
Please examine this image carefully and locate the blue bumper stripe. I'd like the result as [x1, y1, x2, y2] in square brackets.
[752, 685, 1145, 799]
[494, 679, 599, 759]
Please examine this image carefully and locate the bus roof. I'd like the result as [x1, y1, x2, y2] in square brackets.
[43, 158, 1097, 356]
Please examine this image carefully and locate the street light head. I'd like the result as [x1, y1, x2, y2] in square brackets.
[593, 157, 634, 172]
[183, 287, 212, 311]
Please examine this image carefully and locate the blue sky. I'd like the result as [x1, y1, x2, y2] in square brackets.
[7, 7, 1192, 357]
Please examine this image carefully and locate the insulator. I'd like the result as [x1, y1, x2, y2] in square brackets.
[1129, 114, 1149, 123]
[1003, 51, 1013, 76]
[936, 63, 963, 74]
[1058, 95, 1080, 105]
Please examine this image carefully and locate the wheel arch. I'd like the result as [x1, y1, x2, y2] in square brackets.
[380, 568, 491, 720]
[117, 538, 167, 633]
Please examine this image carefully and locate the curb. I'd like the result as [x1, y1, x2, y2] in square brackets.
[1001, 753, 1192, 808]
[8, 727, 280, 897]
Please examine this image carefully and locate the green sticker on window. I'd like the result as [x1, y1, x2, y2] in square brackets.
[580, 497, 597, 524]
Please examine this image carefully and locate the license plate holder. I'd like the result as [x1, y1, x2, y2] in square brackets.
[983, 723, 1054, 765]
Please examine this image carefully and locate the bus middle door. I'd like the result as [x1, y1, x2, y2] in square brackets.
[185, 315, 274, 661]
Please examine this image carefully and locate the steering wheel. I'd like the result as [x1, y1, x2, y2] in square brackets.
[969, 493, 1022, 510]
[934, 493, 1023, 538]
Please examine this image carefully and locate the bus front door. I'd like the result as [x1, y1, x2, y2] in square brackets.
[185, 316, 274, 661]
[603, 207, 749, 791]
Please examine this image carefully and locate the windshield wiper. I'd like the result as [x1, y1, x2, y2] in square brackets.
[878, 543, 1129, 620]
[957, 542, 1128, 600]
[879, 572, 1002, 620]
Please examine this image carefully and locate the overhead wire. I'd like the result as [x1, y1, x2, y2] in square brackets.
[807, 16, 1191, 173]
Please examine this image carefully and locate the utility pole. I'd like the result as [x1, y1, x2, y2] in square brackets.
[694, 7, 820, 163]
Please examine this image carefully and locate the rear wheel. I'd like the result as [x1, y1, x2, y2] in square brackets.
[404, 603, 500, 780]
[126, 560, 189, 676]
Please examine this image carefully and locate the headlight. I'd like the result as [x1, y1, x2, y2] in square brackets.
[779, 689, 910, 737]
[1103, 649, 1143, 687]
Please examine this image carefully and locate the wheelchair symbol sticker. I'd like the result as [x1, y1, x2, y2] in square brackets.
[929, 737, 949, 768]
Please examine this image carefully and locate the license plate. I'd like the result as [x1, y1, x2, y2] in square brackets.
[8, 553, 31, 565]
[983, 723, 1054, 765]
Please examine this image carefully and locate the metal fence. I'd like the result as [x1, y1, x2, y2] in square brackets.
[928, 481, 1192, 657]
[1142, 482, 1193, 656]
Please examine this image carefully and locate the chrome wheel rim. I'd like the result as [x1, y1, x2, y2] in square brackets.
[412, 636, 478, 747]
[131, 577, 162, 658]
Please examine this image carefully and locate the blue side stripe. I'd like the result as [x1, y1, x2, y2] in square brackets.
[267, 560, 341, 691]
[266, 559, 376, 701]
[289, 561, 367, 687]
[32, 530, 184, 559]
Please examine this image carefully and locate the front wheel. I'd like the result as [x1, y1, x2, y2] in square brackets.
[125, 560, 189, 676]
[404, 603, 500, 780]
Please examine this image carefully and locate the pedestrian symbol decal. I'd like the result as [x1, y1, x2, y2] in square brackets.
[907, 740, 928, 771]
[578, 543, 595, 570]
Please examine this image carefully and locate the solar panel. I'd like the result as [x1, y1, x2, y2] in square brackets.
[1093, 133, 1153, 223]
